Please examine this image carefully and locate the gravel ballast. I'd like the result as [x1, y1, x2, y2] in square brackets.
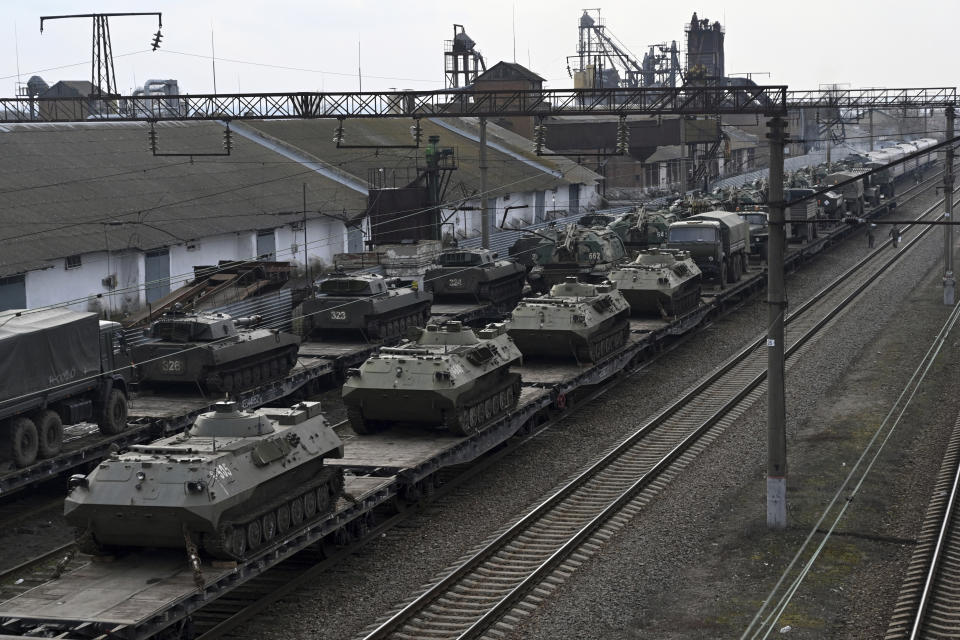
[237, 190, 952, 640]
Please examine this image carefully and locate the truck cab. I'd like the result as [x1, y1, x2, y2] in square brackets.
[667, 210, 749, 288]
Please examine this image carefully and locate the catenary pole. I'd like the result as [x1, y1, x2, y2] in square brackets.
[767, 116, 788, 529]
[944, 106, 955, 305]
[480, 116, 490, 249]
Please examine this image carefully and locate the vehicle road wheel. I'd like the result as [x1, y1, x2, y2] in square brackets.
[3, 417, 39, 468]
[97, 389, 128, 436]
[276, 503, 291, 534]
[290, 496, 305, 526]
[261, 512, 277, 544]
[303, 490, 318, 519]
[230, 526, 247, 559]
[34, 410, 63, 459]
[246, 520, 262, 550]
[719, 261, 728, 289]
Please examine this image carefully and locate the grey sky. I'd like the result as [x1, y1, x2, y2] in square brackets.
[3, 1, 955, 97]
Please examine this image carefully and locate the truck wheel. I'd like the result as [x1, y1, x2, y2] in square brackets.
[98, 389, 129, 436]
[3, 417, 39, 468]
[719, 261, 728, 289]
[34, 410, 63, 459]
[740, 253, 749, 274]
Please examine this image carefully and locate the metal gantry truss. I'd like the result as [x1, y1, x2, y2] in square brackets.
[0, 86, 953, 124]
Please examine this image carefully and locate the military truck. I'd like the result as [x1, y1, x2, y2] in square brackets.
[64, 400, 344, 561]
[822, 171, 865, 216]
[735, 209, 770, 259]
[783, 189, 819, 242]
[300, 273, 433, 340]
[0, 308, 131, 469]
[342, 321, 522, 436]
[133, 311, 301, 393]
[667, 210, 749, 287]
[423, 248, 526, 310]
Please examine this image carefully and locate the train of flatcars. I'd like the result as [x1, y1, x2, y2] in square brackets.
[0, 140, 940, 640]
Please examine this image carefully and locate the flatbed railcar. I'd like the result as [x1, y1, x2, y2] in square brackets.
[0, 182, 919, 639]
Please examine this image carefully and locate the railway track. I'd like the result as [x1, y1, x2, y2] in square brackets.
[353, 192, 950, 640]
[885, 374, 960, 638]
[188, 180, 945, 640]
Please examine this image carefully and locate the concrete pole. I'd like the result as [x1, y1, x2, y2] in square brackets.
[679, 117, 688, 196]
[766, 116, 788, 529]
[944, 106, 955, 306]
[479, 116, 490, 249]
[869, 110, 874, 151]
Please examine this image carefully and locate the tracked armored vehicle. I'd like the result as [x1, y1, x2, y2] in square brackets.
[423, 248, 526, 310]
[300, 273, 432, 340]
[342, 321, 522, 436]
[64, 400, 344, 561]
[607, 249, 702, 316]
[607, 207, 679, 249]
[132, 311, 300, 393]
[508, 278, 631, 362]
[524, 224, 629, 293]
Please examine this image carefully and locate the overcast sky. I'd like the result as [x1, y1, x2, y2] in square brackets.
[3, 1, 956, 97]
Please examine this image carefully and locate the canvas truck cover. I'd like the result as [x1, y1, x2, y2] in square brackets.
[0, 308, 100, 408]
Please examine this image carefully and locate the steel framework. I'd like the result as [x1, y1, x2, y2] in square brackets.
[0, 86, 953, 125]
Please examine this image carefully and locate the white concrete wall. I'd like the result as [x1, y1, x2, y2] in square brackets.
[21, 219, 348, 316]
[441, 183, 601, 242]
[168, 232, 249, 290]
[26, 251, 115, 314]
[275, 218, 347, 273]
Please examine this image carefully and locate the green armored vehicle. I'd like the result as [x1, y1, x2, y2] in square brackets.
[607, 248, 702, 316]
[133, 310, 300, 393]
[424, 248, 526, 310]
[607, 207, 679, 250]
[64, 400, 344, 561]
[342, 321, 522, 436]
[301, 273, 433, 340]
[508, 277, 631, 362]
[524, 223, 629, 293]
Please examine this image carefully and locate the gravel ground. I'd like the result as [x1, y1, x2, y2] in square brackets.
[0, 188, 942, 637]
[237, 189, 948, 640]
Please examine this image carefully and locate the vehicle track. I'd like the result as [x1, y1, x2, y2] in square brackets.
[884, 380, 960, 639]
[354, 190, 950, 640]
[189, 178, 944, 640]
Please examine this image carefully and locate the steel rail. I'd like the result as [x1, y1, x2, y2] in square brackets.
[909, 448, 960, 639]
[360, 188, 948, 640]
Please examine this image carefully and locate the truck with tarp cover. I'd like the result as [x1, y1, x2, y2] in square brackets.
[0, 309, 131, 470]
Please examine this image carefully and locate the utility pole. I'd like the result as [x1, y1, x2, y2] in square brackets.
[679, 117, 688, 196]
[869, 109, 874, 151]
[303, 183, 311, 285]
[944, 106, 955, 306]
[766, 116, 788, 529]
[479, 116, 490, 249]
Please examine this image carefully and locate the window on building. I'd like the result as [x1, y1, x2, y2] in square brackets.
[256, 229, 276, 260]
[65, 255, 82, 270]
[0, 274, 26, 310]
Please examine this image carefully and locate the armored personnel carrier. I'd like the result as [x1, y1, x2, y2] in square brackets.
[508, 278, 631, 362]
[607, 249, 702, 316]
[523, 223, 629, 293]
[300, 272, 433, 340]
[423, 248, 526, 310]
[342, 321, 522, 437]
[64, 400, 344, 561]
[133, 310, 300, 393]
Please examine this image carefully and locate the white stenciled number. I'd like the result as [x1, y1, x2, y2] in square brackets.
[587, 252, 601, 261]
[330, 310, 348, 320]
[161, 359, 183, 373]
[448, 278, 464, 288]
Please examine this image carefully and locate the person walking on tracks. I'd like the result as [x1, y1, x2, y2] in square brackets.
[867, 223, 876, 249]
[889, 225, 902, 249]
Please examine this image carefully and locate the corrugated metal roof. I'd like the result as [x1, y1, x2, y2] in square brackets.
[245, 117, 601, 203]
[0, 121, 369, 278]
